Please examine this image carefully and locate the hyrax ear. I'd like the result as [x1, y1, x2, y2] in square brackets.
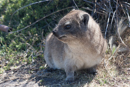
[79, 14, 89, 25]
[69, 9, 76, 13]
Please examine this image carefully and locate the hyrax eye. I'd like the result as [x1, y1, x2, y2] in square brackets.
[64, 25, 71, 29]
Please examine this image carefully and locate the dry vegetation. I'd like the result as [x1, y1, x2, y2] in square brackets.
[0, 0, 130, 87]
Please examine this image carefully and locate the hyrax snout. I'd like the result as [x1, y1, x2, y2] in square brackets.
[44, 10, 107, 82]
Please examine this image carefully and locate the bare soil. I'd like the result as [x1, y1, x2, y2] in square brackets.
[0, 55, 130, 87]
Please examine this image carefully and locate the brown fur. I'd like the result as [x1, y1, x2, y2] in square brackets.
[44, 10, 107, 81]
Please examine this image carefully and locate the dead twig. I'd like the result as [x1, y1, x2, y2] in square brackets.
[125, 6, 130, 27]
[82, 7, 107, 15]
[72, 0, 79, 9]
[105, 12, 111, 38]
[9, 0, 51, 26]
[9, 7, 73, 34]
[123, 2, 130, 6]
[83, 0, 94, 5]
[91, 0, 97, 16]
[110, 11, 116, 30]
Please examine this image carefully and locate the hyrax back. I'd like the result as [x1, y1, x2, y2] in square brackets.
[44, 10, 107, 81]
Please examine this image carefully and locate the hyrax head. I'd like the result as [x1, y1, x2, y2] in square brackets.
[52, 10, 89, 43]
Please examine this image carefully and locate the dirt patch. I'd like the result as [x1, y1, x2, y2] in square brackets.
[0, 62, 95, 87]
[0, 57, 130, 87]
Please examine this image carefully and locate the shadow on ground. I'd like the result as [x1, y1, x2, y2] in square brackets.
[0, 58, 96, 87]
[34, 69, 96, 87]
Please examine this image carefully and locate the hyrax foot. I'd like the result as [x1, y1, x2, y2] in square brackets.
[44, 68, 57, 72]
[87, 67, 97, 75]
[65, 68, 75, 82]
[65, 76, 74, 83]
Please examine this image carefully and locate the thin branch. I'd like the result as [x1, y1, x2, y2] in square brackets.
[123, 2, 130, 6]
[119, 1, 127, 15]
[117, 24, 127, 47]
[108, 0, 113, 12]
[110, 11, 116, 30]
[73, 0, 79, 9]
[45, 19, 53, 32]
[107, 0, 113, 31]
[9, 7, 73, 34]
[9, 0, 50, 26]
[82, 7, 107, 15]
[83, 0, 94, 4]
[105, 12, 111, 38]
[125, 6, 130, 27]
[83, 0, 106, 11]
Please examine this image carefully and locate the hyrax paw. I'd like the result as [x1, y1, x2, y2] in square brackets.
[88, 68, 97, 75]
[44, 68, 57, 72]
[65, 77, 74, 83]
[90, 70, 97, 75]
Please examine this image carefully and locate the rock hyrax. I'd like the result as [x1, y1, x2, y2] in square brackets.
[44, 10, 107, 82]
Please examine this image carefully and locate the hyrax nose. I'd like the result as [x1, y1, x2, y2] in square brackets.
[52, 30, 59, 37]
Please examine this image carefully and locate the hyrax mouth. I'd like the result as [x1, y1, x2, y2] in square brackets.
[58, 35, 66, 39]
[52, 30, 66, 39]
